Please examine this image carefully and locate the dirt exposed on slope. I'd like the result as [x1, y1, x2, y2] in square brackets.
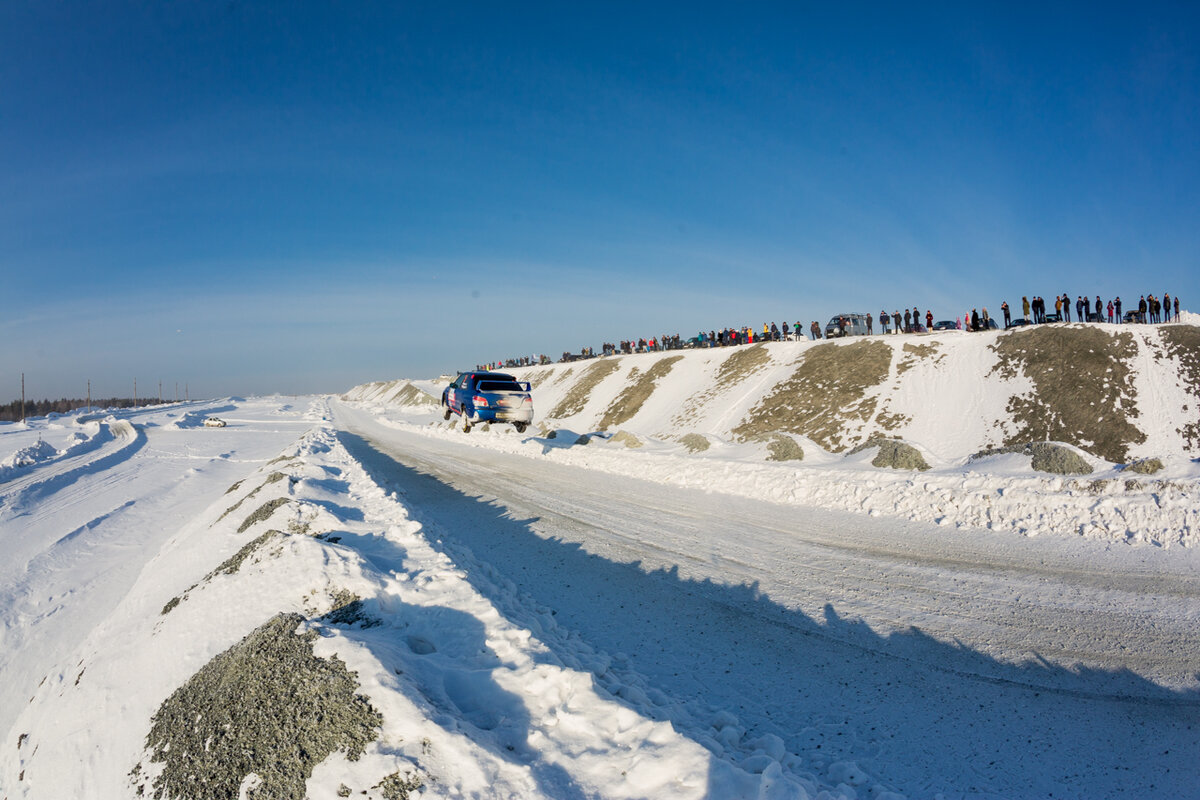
[134, 613, 381, 800]
[1156, 325, 1200, 451]
[393, 382, 438, 407]
[672, 345, 772, 427]
[733, 340, 892, 452]
[549, 359, 622, 419]
[599, 356, 684, 430]
[989, 326, 1143, 462]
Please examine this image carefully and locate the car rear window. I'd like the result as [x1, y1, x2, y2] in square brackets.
[477, 380, 525, 392]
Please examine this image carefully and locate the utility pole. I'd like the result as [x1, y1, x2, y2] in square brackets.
[185, 383, 189, 402]
[158, 381, 162, 405]
[134, 378, 137, 407]
[87, 379, 92, 413]
[175, 382, 178, 403]
[21, 373, 25, 422]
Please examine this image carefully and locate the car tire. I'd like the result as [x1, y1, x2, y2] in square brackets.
[514, 422, 526, 433]
[443, 406, 451, 420]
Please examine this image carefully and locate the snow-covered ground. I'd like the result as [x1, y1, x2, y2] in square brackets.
[3, 325, 1199, 800]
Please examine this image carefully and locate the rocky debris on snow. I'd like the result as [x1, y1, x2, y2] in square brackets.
[599, 355, 683, 430]
[734, 340, 892, 452]
[1127, 457, 1165, 475]
[756, 433, 804, 462]
[679, 433, 711, 453]
[238, 497, 293, 534]
[972, 442, 1094, 475]
[989, 325, 1143, 463]
[373, 769, 425, 799]
[611, 430, 643, 448]
[320, 597, 381, 629]
[549, 358, 621, 419]
[133, 613, 382, 800]
[849, 437, 930, 471]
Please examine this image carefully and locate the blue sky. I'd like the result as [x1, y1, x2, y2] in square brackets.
[2, 2, 1197, 399]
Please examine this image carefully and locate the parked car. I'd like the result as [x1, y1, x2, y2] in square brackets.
[824, 313, 872, 338]
[203, 417, 227, 428]
[1123, 310, 1145, 324]
[441, 371, 534, 433]
[931, 320, 959, 331]
[1043, 312, 1062, 323]
[1005, 318, 1033, 329]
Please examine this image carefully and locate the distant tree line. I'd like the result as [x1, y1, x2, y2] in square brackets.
[0, 397, 153, 422]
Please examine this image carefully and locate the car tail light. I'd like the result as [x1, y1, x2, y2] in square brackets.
[473, 396, 489, 407]
[523, 397, 532, 404]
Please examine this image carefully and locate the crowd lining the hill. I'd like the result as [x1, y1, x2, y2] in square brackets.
[476, 292, 1182, 370]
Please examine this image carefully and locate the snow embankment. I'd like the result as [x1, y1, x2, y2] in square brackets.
[346, 322, 1200, 547]
[8, 421, 866, 800]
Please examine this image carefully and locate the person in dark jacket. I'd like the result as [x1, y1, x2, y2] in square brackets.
[865, 314, 873, 334]
[810, 320, 821, 340]
[903, 309, 911, 332]
[892, 310, 901, 333]
[880, 310, 889, 333]
[970, 308, 980, 331]
[1001, 301, 1011, 327]
[1174, 295, 1180, 322]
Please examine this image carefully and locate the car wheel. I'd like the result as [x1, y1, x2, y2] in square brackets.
[462, 412, 472, 433]
[443, 406, 452, 420]
[514, 422, 526, 433]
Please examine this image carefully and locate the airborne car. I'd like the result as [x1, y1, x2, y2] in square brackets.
[442, 371, 534, 433]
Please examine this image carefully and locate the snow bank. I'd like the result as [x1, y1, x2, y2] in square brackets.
[10, 417, 853, 799]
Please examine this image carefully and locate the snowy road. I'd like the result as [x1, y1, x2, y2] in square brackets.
[336, 402, 1200, 800]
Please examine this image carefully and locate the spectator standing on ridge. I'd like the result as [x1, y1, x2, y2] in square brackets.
[1076, 296, 1084, 322]
[1022, 296, 1031, 319]
[1139, 295, 1147, 322]
[1061, 294, 1069, 322]
[903, 309, 912, 332]
[913, 307, 921, 331]
[893, 310, 902, 333]
[1114, 297, 1122, 322]
[1001, 301, 1011, 327]
[1055, 295, 1064, 320]
[926, 310, 933, 330]
[782, 321, 790, 341]
[1174, 295, 1180, 321]
[866, 314, 873, 334]
[1107, 299, 1114, 323]
[1095, 296, 1102, 322]
[1164, 293, 1172, 321]
[982, 307, 991, 328]
[810, 321, 821, 340]
[880, 310, 889, 334]
[971, 308, 981, 331]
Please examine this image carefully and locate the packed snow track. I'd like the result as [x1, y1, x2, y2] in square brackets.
[335, 402, 1200, 800]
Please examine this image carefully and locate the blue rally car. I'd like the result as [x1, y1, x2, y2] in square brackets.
[441, 371, 534, 433]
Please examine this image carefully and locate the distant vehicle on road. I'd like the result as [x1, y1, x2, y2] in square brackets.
[442, 371, 534, 433]
[203, 417, 227, 428]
